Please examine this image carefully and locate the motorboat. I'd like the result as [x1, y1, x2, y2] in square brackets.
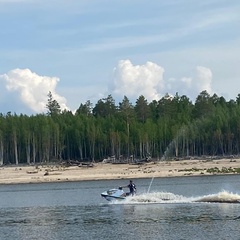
[101, 187, 127, 201]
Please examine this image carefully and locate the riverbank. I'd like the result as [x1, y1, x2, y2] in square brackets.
[0, 158, 239, 184]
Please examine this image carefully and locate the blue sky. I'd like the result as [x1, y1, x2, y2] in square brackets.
[0, 0, 240, 114]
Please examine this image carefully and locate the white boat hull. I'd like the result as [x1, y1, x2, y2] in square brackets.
[101, 188, 126, 201]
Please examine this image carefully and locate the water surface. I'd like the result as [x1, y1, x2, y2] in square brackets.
[0, 175, 240, 239]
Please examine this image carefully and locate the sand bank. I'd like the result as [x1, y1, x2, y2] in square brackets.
[0, 159, 239, 184]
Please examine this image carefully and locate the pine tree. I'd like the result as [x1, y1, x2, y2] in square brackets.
[46, 91, 61, 116]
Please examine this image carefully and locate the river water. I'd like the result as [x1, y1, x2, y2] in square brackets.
[0, 175, 240, 240]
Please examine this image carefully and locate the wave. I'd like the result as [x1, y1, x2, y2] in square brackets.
[195, 190, 240, 203]
[112, 190, 240, 204]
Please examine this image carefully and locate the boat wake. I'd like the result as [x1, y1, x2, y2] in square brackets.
[195, 191, 240, 204]
[111, 190, 240, 204]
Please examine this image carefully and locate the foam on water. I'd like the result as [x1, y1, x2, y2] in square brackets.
[110, 190, 240, 204]
[195, 190, 240, 203]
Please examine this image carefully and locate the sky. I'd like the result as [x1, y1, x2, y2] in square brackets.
[0, 0, 240, 115]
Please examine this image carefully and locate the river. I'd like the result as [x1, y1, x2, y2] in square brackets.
[0, 175, 240, 239]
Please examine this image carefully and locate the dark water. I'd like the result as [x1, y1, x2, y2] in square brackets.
[0, 175, 240, 240]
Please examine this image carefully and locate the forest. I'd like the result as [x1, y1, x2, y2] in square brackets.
[1, 90, 240, 165]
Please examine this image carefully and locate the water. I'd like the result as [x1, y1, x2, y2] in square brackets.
[0, 175, 240, 239]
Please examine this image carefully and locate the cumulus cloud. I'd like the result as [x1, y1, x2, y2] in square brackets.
[167, 66, 213, 99]
[195, 66, 212, 93]
[0, 68, 69, 113]
[110, 59, 164, 101]
[110, 59, 213, 102]
[0, 62, 213, 114]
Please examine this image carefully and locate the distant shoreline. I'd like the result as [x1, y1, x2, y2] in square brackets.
[0, 159, 239, 185]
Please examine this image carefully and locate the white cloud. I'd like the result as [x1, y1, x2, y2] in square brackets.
[0, 68, 69, 113]
[0, 63, 214, 114]
[110, 60, 213, 102]
[167, 66, 213, 99]
[81, 3, 240, 53]
[110, 60, 164, 102]
[195, 66, 212, 94]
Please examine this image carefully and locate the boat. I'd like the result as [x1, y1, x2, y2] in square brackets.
[101, 187, 127, 201]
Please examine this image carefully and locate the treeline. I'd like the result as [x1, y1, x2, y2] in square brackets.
[1, 90, 240, 165]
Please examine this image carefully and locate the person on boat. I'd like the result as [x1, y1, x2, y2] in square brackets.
[122, 180, 136, 196]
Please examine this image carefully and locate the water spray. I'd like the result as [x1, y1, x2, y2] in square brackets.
[147, 176, 155, 193]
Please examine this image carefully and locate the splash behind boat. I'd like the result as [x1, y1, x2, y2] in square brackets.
[101, 187, 127, 201]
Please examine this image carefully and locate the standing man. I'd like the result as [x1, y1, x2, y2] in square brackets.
[123, 180, 136, 196]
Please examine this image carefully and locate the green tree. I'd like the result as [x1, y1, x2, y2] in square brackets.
[46, 91, 61, 116]
[76, 100, 92, 116]
[93, 95, 116, 117]
[135, 95, 150, 123]
[193, 90, 214, 119]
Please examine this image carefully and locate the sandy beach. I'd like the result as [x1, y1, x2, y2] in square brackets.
[0, 158, 239, 184]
